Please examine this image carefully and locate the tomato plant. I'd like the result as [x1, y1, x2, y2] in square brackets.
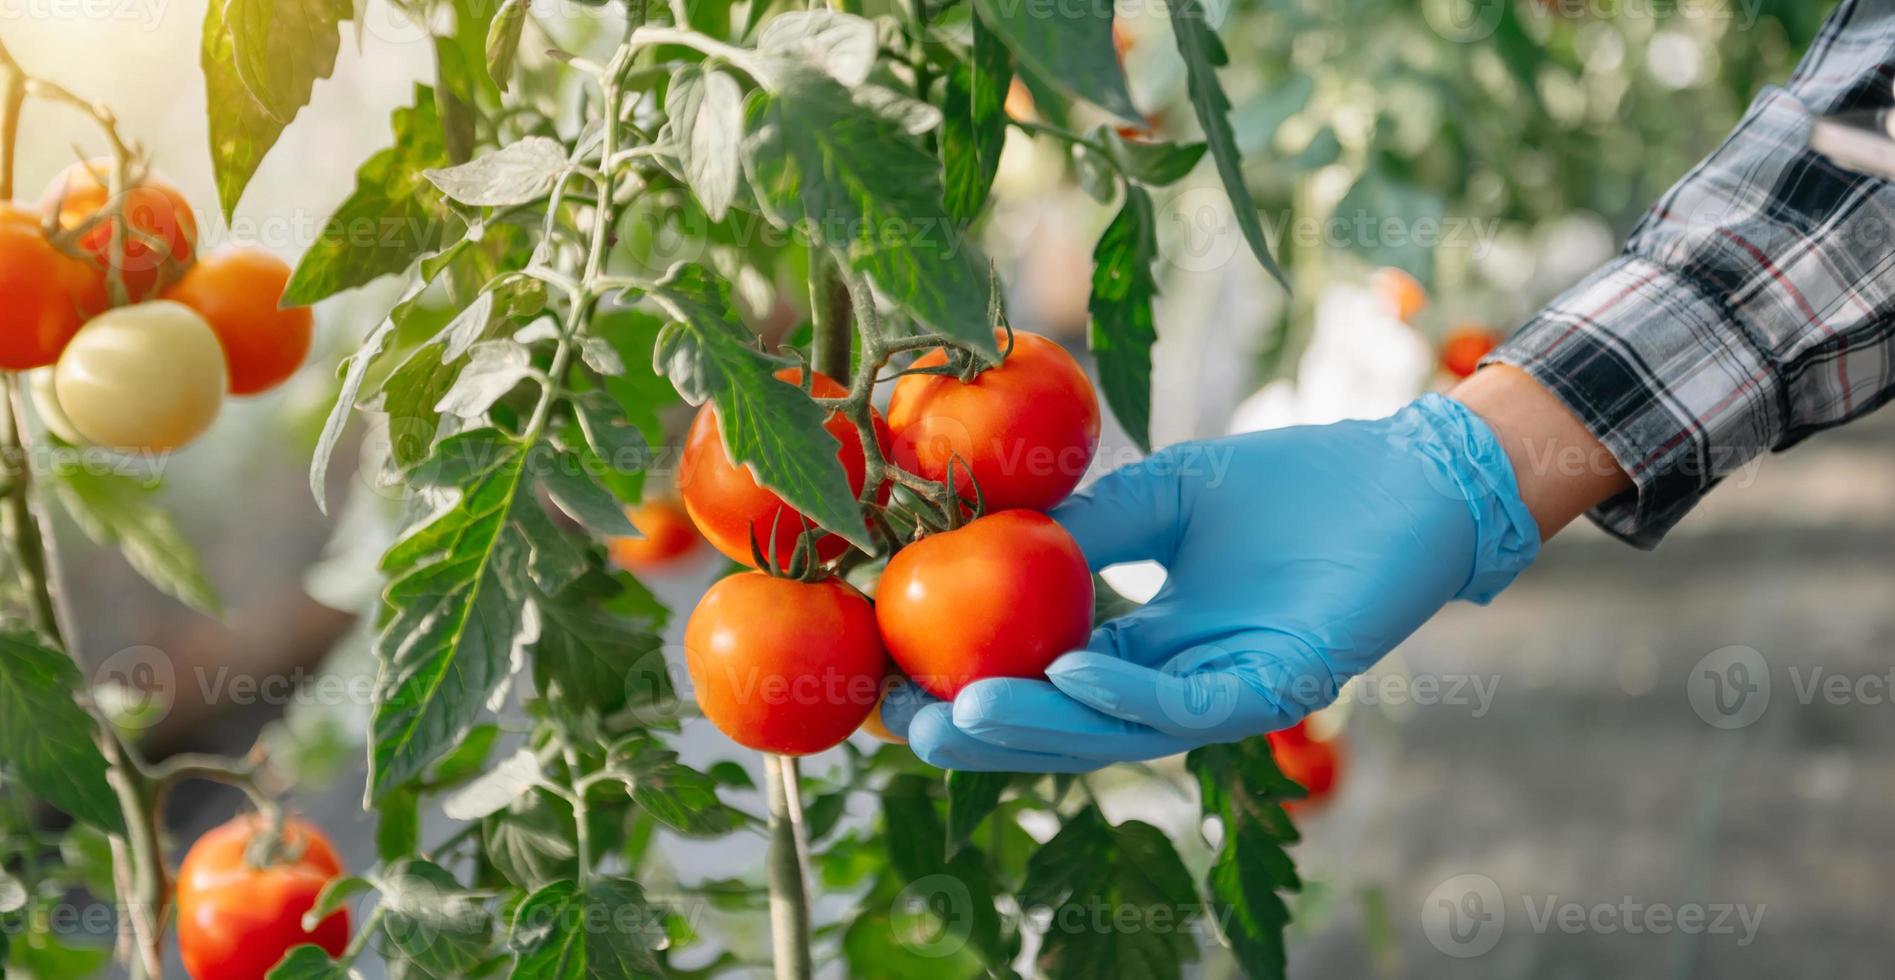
[877, 510, 1094, 700]
[888, 330, 1102, 513]
[175, 815, 351, 980]
[162, 247, 312, 396]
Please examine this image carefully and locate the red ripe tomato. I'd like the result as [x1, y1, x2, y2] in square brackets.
[685, 572, 888, 754]
[176, 814, 350, 980]
[162, 247, 313, 396]
[1440, 324, 1502, 380]
[679, 369, 888, 571]
[0, 203, 107, 370]
[1267, 720, 1341, 811]
[42, 158, 198, 302]
[875, 510, 1093, 700]
[608, 498, 704, 573]
[887, 330, 1100, 514]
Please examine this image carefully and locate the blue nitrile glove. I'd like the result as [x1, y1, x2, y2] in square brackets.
[877, 394, 1541, 772]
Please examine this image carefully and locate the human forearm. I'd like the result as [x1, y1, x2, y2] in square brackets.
[1451, 364, 1632, 541]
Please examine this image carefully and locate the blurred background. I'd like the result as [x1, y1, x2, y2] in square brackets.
[8, 0, 1894, 976]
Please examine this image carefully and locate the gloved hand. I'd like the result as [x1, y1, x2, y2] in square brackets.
[878, 393, 1541, 772]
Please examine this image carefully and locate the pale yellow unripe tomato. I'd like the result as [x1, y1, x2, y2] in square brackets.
[54, 301, 227, 452]
[27, 368, 86, 446]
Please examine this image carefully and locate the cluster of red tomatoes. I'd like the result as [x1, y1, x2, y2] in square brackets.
[678, 329, 1102, 755]
[1, 159, 311, 453]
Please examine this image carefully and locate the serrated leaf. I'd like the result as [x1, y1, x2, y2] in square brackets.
[369, 440, 536, 798]
[667, 67, 745, 221]
[756, 10, 877, 86]
[509, 877, 664, 978]
[1187, 741, 1302, 980]
[47, 464, 220, 614]
[0, 628, 123, 835]
[531, 571, 670, 728]
[378, 860, 496, 975]
[1169, 0, 1287, 289]
[1088, 185, 1159, 453]
[946, 770, 1010, 858]
[202, 0, 289, 218]
[310, 308, 401, 513]
[435, 340, 534, 418]
[426, 137, 567, 206]
[224, 0, 351, 123]
[577, 336, 624, 376]
[1100, 128, 1207, 186]
[941, 16, 1012, 225]
[442, 747, 543, 820]
[302, 876, 374, 932]
[266, 944, 358, 980]
[484, 789, 578, 890]
[538, 453, 639, 537]
[607, 737, 741, 837]
[649, 265, 867, 550]
[429, 722, 501, 785]
[744, 67, 996, 358]
[512, 495, 589, 596]
[973, 0, 1138, 124]
[485, 0, 526, 91]
[1022, 808, 1199, 980]
[284, 86, 451, 306]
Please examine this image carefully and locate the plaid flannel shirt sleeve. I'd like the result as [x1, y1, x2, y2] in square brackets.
[1488, 0, 1895, 548]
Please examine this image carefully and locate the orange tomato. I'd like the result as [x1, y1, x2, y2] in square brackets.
[176, 814, 350, 980]
[679, 369, 889, 571]
[887, 330, 1100, 514]
[163, 247, 313, 396]
[875, 510, 1093, 700]
[685, 572, 888, 754]
[1268, 720, 1342, 812]
[1440, 324, 1502, 380]
[42, 157, 197, 301]
[0, 203, 108, 370]
[1370, 267, 1428, 323]
[607, 498, 705, 573]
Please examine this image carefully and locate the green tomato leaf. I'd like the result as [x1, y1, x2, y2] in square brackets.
[283, 86, 452, 306]
[1021, 807, 1201, 980]
[743, 67, 997, 359]
[378, 860, 497, 975]
[485, 789, 579, 891]
[309, 303, 402, 514]
[265, 944, 356, 980]
[606, 737, 743, 837]
[648, 264, 868, 551]
[509, 877, 665, 979]
[666, 66, 746, 222]
[368, 433, 536, 798]
[302, 875, 375, 932]
[1187, 740, 1303, 980]
[425, 137, 567, 206]
[538, 451, 640, 537]
[201, 0, 291, 219]
[973, 0, 1138, 125]
[223, 0, 351, 123]
[941, 14, 1013, 226]
[485, 0, 527, 91]
[0, 628, 123, 835]
[1167, 0, 1288, 289]
[435, 339, 535, 418]
[1100, 128, 1208, 186]
[46, 462, 221, 614]
[377, 786, 421, 862]
[945, 770, 1010, 858]
[1088, 185, 1160, 454]
[756, 10, 878, 86]
[531, 569, 671, 731]
[442, 747, 544, 821]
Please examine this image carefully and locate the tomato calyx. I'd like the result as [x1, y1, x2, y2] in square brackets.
[240, 808, 309, 870]
[747, 511, 832, 584]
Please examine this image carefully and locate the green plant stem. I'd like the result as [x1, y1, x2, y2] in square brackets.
[566, 749, 593, 890]
[763, 754, 813, 980]
[808, 254, 851, 379]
